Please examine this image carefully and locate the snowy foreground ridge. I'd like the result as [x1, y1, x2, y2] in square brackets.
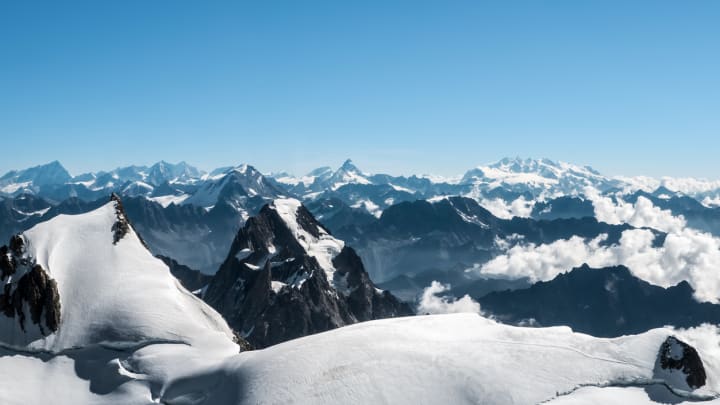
[1, 203, 720, 404]
[2, 314, 720, 404]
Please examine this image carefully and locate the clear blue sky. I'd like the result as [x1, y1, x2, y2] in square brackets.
[1, 1, 718, 178]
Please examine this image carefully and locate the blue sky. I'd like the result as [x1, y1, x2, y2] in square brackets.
[1, 1, 718, 178]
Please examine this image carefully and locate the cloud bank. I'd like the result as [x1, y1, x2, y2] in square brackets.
[584, 188, 685, 233]
[479, 194, 720, 303]
[480, 228, 720, 303]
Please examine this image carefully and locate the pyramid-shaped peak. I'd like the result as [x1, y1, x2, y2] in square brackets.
[340, 159, 360, 171]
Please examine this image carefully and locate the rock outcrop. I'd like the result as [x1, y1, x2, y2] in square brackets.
[656, 336, 707, 390]
[0, 234, 61, 336]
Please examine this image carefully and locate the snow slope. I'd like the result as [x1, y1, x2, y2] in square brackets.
[0, 201, 235, 351]
[2, 311, 719, 404]
[208, 315, 719, 404]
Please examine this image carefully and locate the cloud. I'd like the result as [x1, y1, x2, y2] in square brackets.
[479, 197, 535, 220]
[702, 195, 720, 208]
[478, 227, 720, 303]
[472, 186, 720, 302]
[479, 234, 609, 282]
[614, 175, 720, 196]
[659, 177, 720, 195]
[584, 187, 685, 233]
[418, 281, 482, 314]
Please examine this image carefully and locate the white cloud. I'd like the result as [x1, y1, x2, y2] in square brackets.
[584, 187, 685, 233]
[480, 234, 608, 282]
[479, 197, 535, 220]
[418, 281, 482, 314]
[614, 175, 720, 196]
[660, 177, 720, 195]
[702, 195, 720, 208]
[478, 227, 720, 303]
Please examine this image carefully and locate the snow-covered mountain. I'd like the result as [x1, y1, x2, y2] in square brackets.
[461, 157, 620, 197]
[0, 161, 72, 195]
[204, 198, 412, 347]
[0, 195, 236, 351]
[182, 163, 286, 213]
[273, 160, 372, 193]
[2, 157, 720, 289]
[83, 161, 206, 189]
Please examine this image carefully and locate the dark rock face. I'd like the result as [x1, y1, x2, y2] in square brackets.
[111, 193, 131, 244]
[110, 193, 152, 250]
[157, 255, 213, 293]
[658, 336, 707, 389]
[204, 200, 412, 348]
[478, 265, 720, 337]
[0, 235, 61, 335]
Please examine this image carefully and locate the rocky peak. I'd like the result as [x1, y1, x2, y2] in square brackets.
[204, 198, 412, 348]
[339, 158, 359, 172]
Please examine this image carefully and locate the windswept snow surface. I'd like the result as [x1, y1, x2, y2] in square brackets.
[214, 315, 719, 405]
[3, 313, 720, 404]
[2, 202, 235, 351]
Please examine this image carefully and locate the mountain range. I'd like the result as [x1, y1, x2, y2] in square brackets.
[2, 167, 720, 404]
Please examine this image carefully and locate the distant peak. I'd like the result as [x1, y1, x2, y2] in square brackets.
[340, 159, 358, 171]
[233, 163, 256, 175]
[35, 160, 68, 171]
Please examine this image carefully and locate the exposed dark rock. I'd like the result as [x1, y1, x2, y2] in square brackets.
[9, 234, 24, 256]
[232, 331, 254, 352]
[333, 247, 410, 321]
[0, 245, 15, 278]
[0, 235, 61, 335]
[204, 200, 412, 348]
[111, 193, 131, 244]
[157, 255, 213, 293]
[110, 193, 150, 249]
[658, 336, 707, 389]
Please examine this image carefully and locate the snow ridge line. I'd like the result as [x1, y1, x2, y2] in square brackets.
[476, 338, 647, 369]
[539, 379, 720, 404]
